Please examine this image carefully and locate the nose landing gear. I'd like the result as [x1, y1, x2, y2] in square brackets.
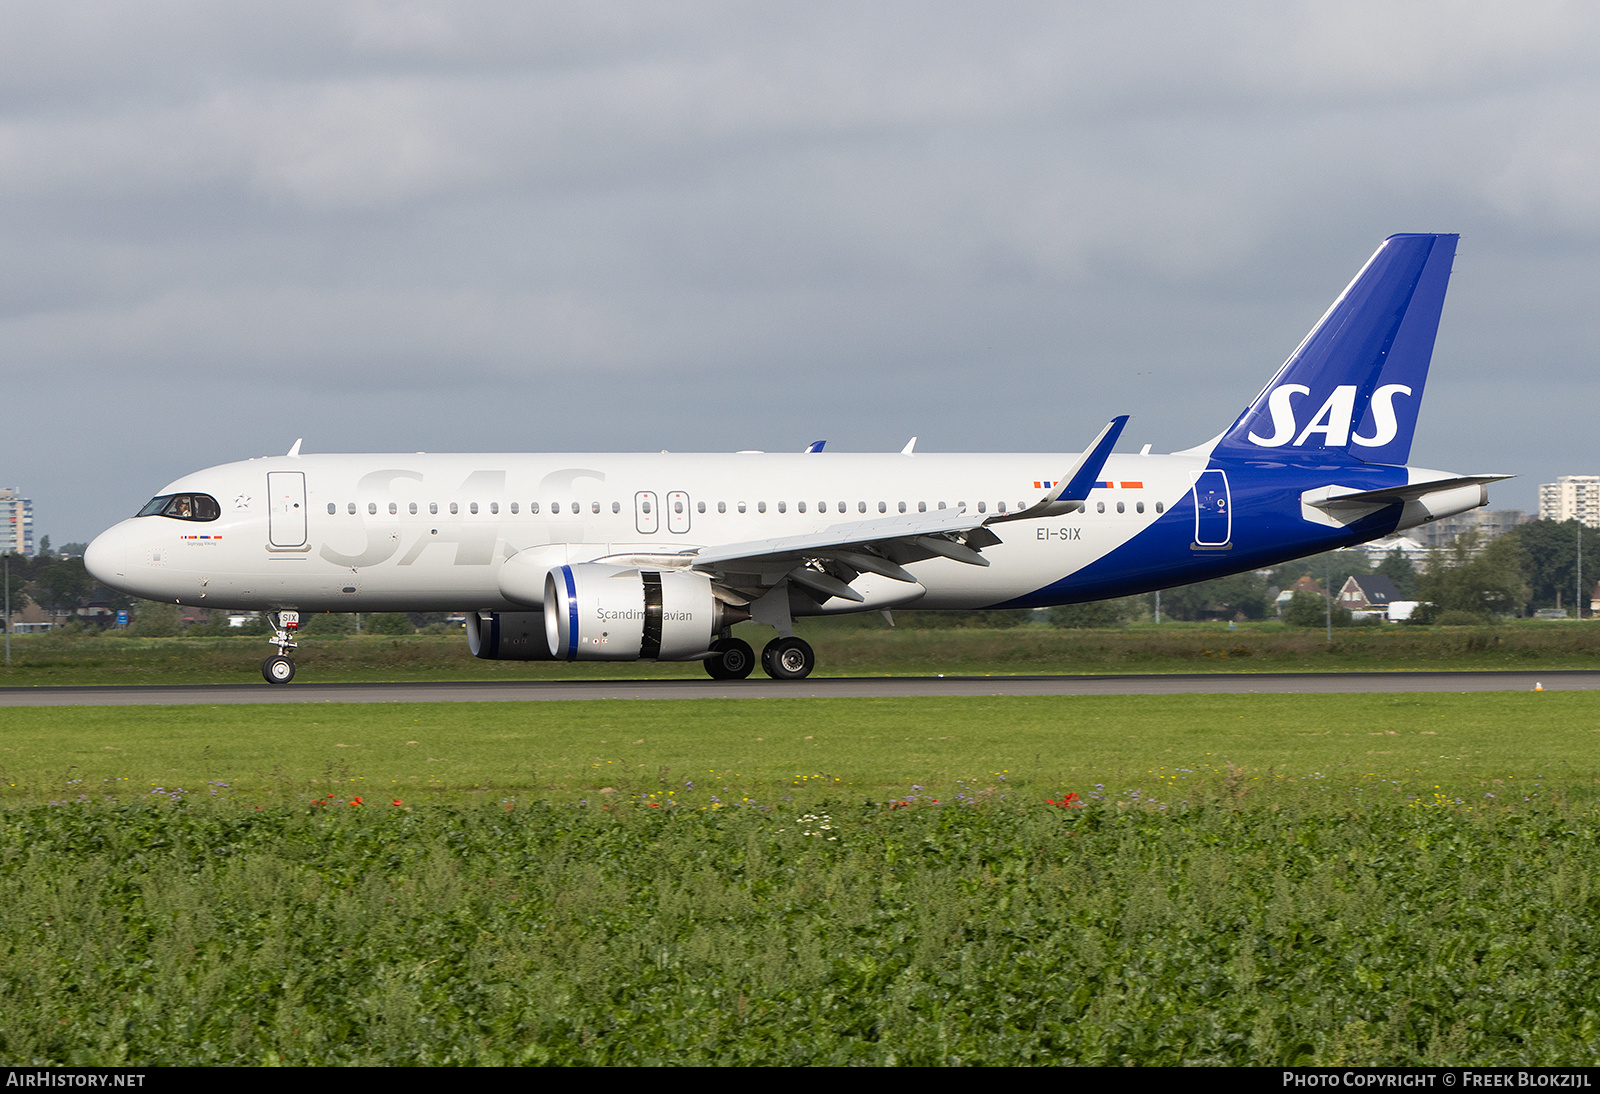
[261, 610, 299, 684]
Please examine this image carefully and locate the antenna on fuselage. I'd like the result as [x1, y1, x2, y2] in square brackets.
[286, 439, 303, 457]
[900, 437, 917, 455]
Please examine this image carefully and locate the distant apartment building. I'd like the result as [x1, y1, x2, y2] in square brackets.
[1539, 476, 1600, 528]
[0, 487, 34, 557]
[1411, 509, 1529, 550]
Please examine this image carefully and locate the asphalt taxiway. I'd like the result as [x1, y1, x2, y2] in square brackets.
[1, 670, 1592, 706]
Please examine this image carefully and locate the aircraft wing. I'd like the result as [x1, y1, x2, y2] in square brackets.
[677, 417, 1129, 603]
[688, 508, 999, 602]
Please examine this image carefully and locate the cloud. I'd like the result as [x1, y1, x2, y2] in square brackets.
[2, 2, 1598, 539]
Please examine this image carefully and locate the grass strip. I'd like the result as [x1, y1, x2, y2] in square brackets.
[2, 692, 1594, 807]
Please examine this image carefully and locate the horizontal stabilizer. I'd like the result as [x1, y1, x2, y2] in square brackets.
[1305, 475, 1513, 512]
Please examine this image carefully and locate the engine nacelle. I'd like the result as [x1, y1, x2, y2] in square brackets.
[543, 564, 746, 661]
[465, 611, 557, 660]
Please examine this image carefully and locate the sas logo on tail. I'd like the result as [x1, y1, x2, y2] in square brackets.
[1247, 384, 1412, 449]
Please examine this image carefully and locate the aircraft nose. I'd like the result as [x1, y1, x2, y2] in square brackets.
[84, 523, 130, 589]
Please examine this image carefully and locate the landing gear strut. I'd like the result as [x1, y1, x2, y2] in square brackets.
[761, 636, 815, 680]
[705, 636, 756, 680]
[262, 610, 299, 684]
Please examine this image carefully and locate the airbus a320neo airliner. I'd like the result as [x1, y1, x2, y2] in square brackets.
[85, 234, 1507, 683]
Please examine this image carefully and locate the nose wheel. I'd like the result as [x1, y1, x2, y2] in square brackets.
[262, 610, 299, 684]
[262, 655, 296, 684]
[761, 636, 815, 680]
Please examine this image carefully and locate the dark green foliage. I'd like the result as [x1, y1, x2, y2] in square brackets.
[3, 798, 1600, 1065]
[1155, 571, 1271, 621]
[1508, 520, 1600, 615]
[24, 557, 93, 616]
[896, 610, 1036, 629]
[1418, 534, 1528, 622]
[129, 599, 181, 637]
[1280, 590, 1351, 628]
[363, 613, 415, 635]
[1049, 600, 1123, 628]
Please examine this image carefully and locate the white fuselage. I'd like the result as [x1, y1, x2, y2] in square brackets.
[86, 450, 1208, 615]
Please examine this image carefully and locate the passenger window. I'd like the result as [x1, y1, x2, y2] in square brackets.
[778, 501, 786, 513]
[1136, 501, 1145, 514]
[641, 500, 651, 514]
[612, 501, 620, 514]
[592, 502, 600, 514]
[1096, 502, 1105, 514]
[348, 502, 357, 515]
[838, 501, 846, 513]
[697, 501, 705, 514]
[1116, 502, 1125, 514]
[450, 503, 459, 515]
[798, 501, 807, 513]
[717, 502, 726, 514]
[510, 503, 518, 514]
[367, 502, 376, 515]
[1155, 502, 1164, 513]
[429, 502, 438, 515]
[327, 503, 336, 515]
[977, 502, 986, 513]
[899, 502, 907, 513]
[997, 501, 1007, 514]
[676, 500, 685, 514]
[859, 501, 867, 513]
[389, 502, 398, 515]
[531, 502, 540, 514]
[738, 502, 746, 514]
[937, 502, 946, 510]
[879, 502, 887, 513]
[918, 502, 926, 513]
[758, 502, 767, 513]
[490, 502, 499, 515]
[410, 502, 419, 515]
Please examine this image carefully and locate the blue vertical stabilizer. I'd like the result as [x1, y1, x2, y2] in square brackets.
[1213, 233, 1457, 465]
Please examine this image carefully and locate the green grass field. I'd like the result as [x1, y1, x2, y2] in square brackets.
[7, 617, 1600, 685]
[5, 690, 1600, 1065]
[2, 691, 1593, 807]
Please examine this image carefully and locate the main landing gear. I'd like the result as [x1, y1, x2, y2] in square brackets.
[261, 610, 300, 684]
[704, 636, 756, 680]
[761, 636, 815, 680]
[701, 635, 815, 680]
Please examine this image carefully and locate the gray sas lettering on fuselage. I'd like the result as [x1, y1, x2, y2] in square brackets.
[390, 469, 505, 567]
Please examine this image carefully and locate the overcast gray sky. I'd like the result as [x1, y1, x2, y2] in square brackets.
[3, 1, 1597, 544]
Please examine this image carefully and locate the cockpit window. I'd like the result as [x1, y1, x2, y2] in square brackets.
[137, 493, 221, 522]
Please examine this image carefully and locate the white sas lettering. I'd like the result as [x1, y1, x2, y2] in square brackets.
[1351, 383, 1412, 448]
[1247, 384, 1308, 447]
[1292, 385, 1358, 447]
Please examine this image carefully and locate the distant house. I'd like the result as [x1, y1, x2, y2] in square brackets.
[1339, 575, 1401, 620]
[1275, 574, 1325, 615]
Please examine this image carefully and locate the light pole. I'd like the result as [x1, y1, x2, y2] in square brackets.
[4, 552, 10, 667]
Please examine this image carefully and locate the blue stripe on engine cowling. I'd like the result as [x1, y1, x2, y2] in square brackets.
[561, 565, 579, 661]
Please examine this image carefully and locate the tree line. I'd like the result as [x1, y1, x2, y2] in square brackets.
[1063, 518, 1593, 627]
[5, 519, 1593, 634]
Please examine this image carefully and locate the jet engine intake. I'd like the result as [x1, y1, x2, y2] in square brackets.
[543, 564, 749, 661]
